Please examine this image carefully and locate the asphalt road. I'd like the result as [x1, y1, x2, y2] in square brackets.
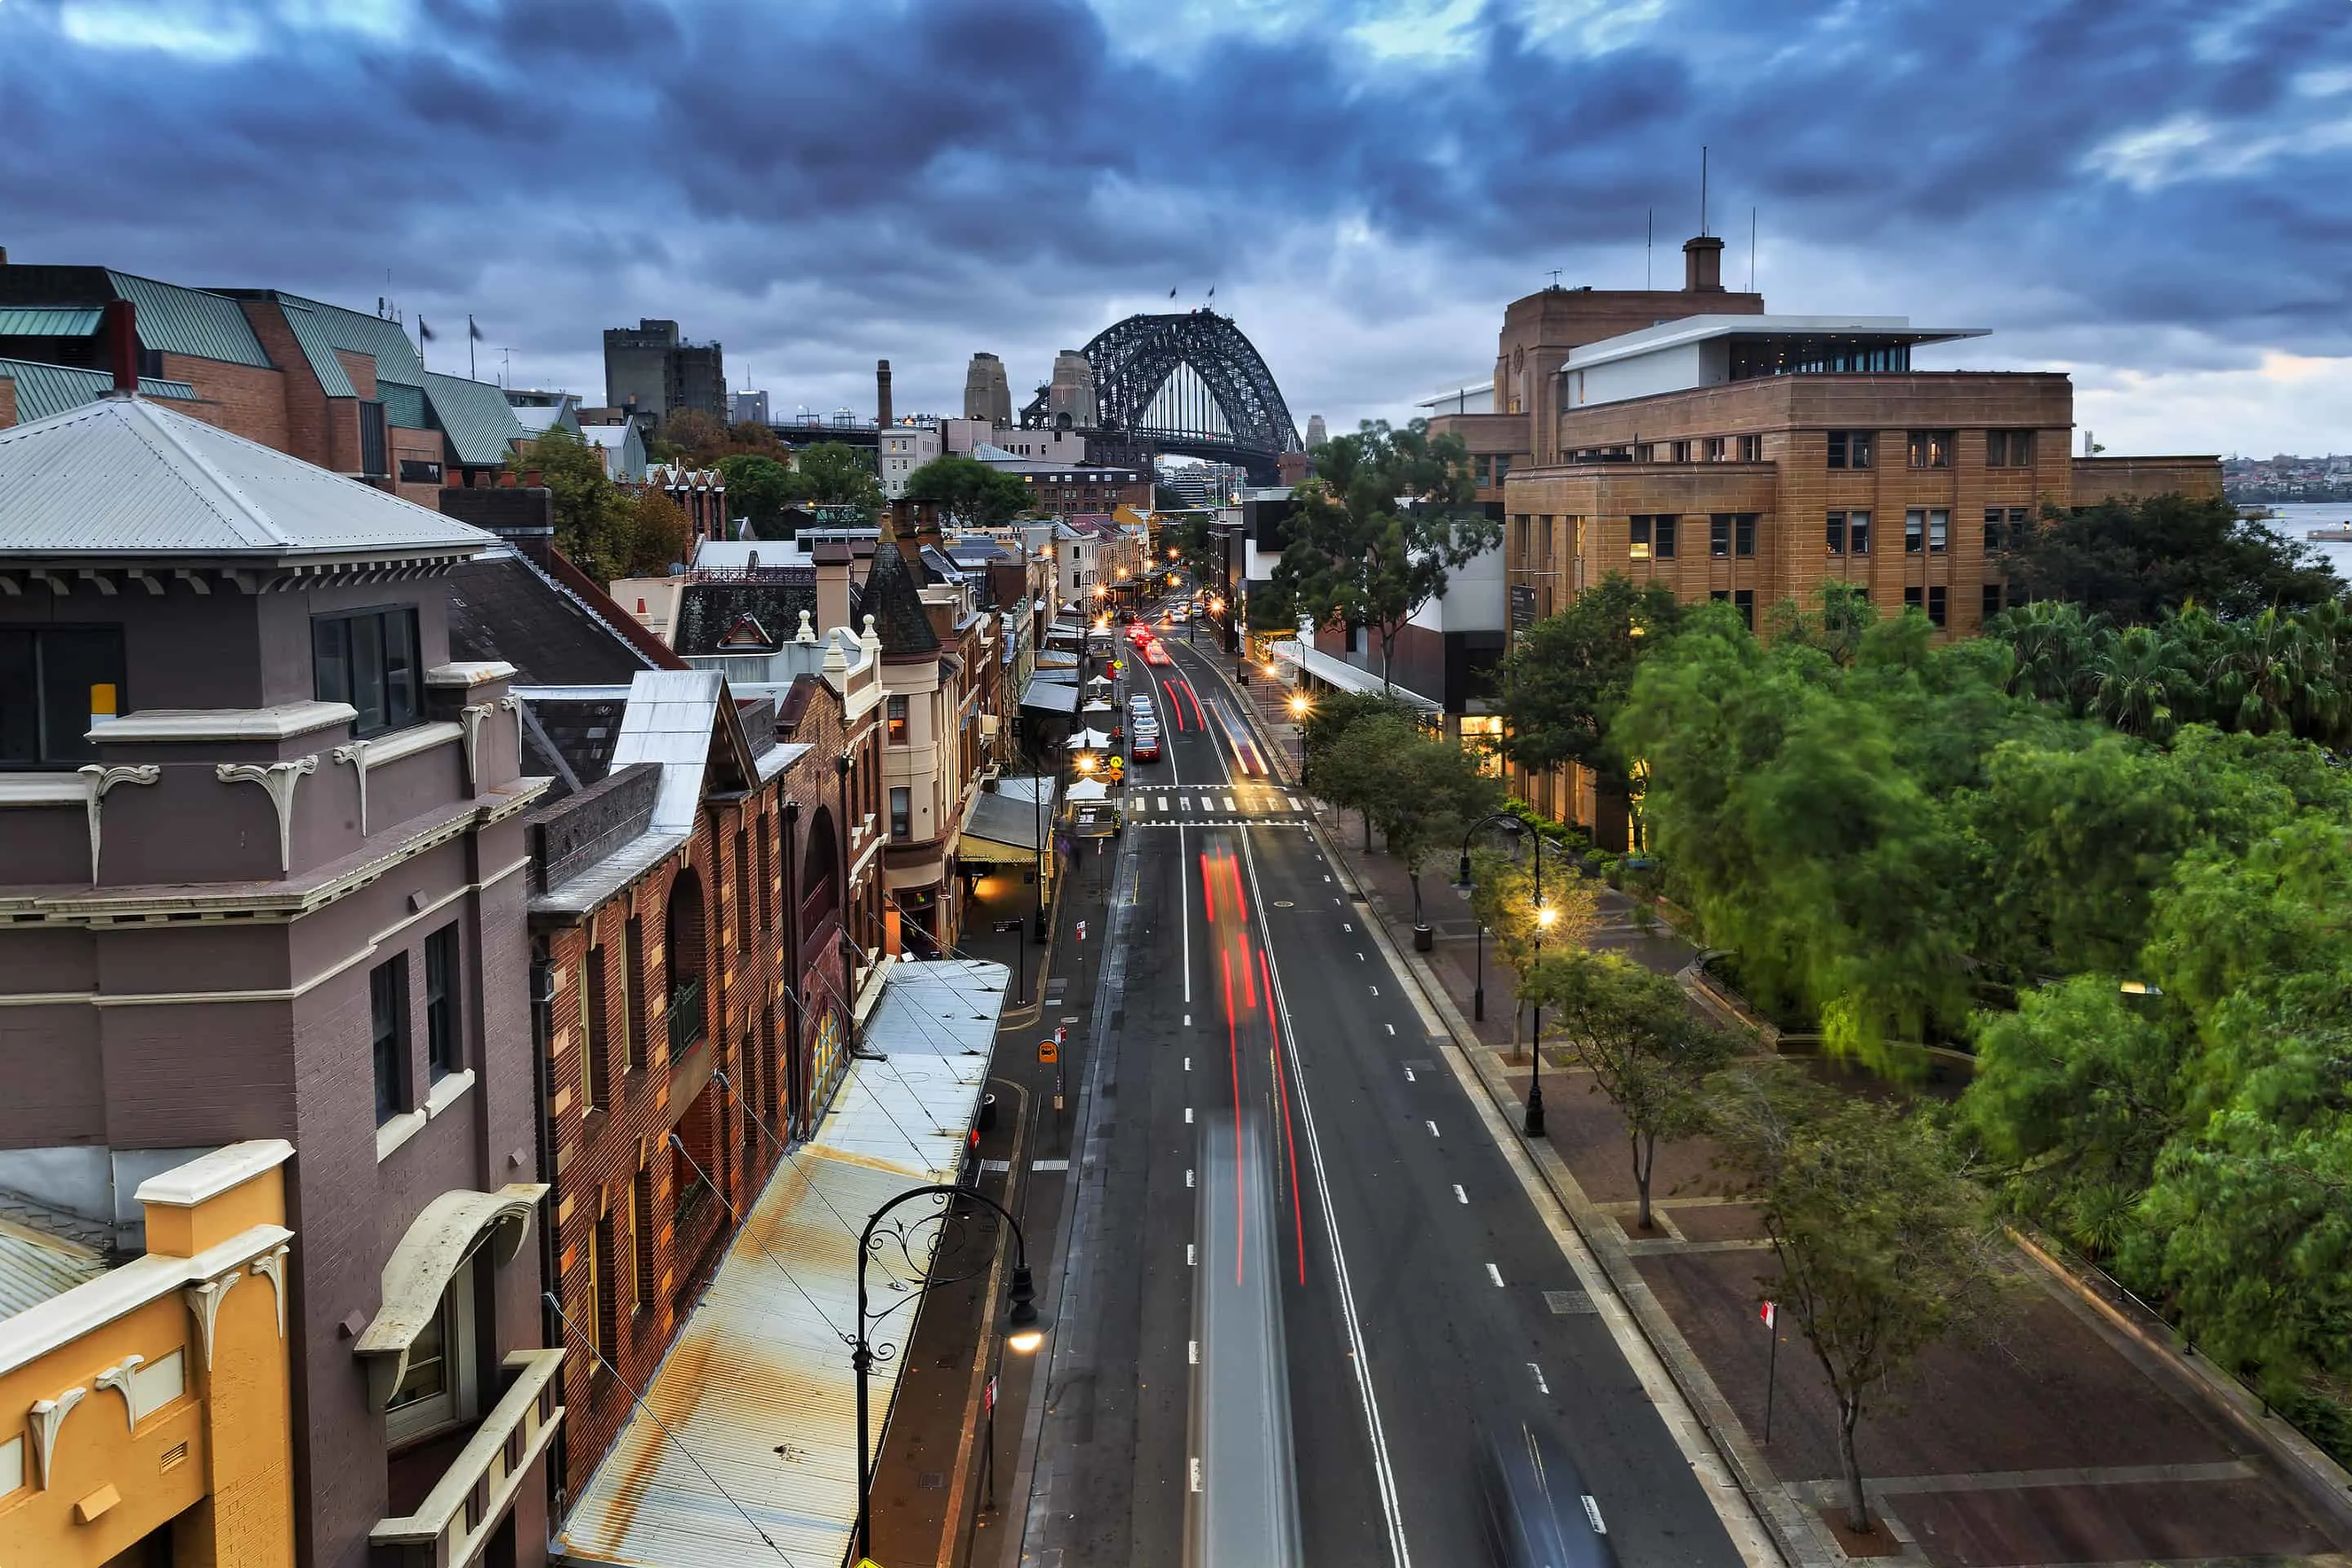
[1019, 617, 1746, 1568]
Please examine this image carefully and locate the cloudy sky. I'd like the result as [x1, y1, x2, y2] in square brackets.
[4, 0, 2349, 457]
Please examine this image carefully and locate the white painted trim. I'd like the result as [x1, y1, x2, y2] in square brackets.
[425, 661, 518, 688]
[423, 1067, 476, 1119]
[336, 723, 464, 837]
[215, 755, 318, 873]
[376, 1109, 428, 1163]
[92, 701, 356, 744]
[134, 1138, 292, 1208]
[0, 775, 85, 808]
[0, 1223, 292, 1382]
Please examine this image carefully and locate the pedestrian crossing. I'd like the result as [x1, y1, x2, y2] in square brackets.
[1117, 782, 1307, 826]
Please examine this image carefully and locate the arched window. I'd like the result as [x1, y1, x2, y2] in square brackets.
[664, 868, 707, 1058]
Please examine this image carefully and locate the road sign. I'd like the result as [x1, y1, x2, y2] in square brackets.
[1054, 1026, 1067, 1048]
[1037, 1037, 1058, 1064]
[1759, 1300, 1776, 1329]
[985, 1374, 998, 1413]
[992, 919, 1023, 933]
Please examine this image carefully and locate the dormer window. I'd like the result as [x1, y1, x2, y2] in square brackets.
[314, 606, 421, 738]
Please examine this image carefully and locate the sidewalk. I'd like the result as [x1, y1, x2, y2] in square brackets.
[1325, 798, 2352, 1566]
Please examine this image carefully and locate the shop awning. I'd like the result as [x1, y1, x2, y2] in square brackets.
[961, 778, 1056, 861]
[555, 960, 1010, 1568]
[1272, 639, 1442, 714]
[1020, 677, 1080, 715]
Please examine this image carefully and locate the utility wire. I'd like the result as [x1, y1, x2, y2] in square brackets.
[666, 1131, 847, 1339]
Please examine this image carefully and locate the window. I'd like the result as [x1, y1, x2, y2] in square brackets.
[593, 1211, 617, 1361]
[398, 458, 444, 485]
[1632, 443, 1654, 464]
[583, 946, 609, 1108]
[1738, 434, 1762, 462]
[0, 626, 128, 768]
[1906, 430, 1953, 469]
[1905, 510, 1926, 554]
[1669, 440, 1690, 463]
[889, 786, 911, 841]
[1849, 511, 1872, 555]
[734, 828, 751, 956]
[1493, 456, 1509, 485]
[1927, 586, 1947, 627]
[1628, 516, 1650, 561]
[1928, 509, 1949, 553]
[1990, 505, 2028, 554]
[1827, 511, 1846, 553]
[1710, 590, 1730, 602]
[424, 924, 459, 1081]
[1735, 514, 1757, 557]
[1655, 515, 1677, 559]
[1710, 516, 1731, 559]
[759, 819, 774, 933]
[1735, 590, 1755, 630]
[1982, 582, 2006, 621]
[1512, 515, 1531, 561]
[885, 696, 908, 745]
[372, 955, 409, 1127]
[385, 1263, 476, 1444]
[1987, 430, 2036, 468]
[1984, 506, 2006, 553]
[631, 1167, 655, 1308]
[1827, 430, 1874, 470]
[314, 607, 420, 739]
[623, 916, 646, 1071]
[1904, 586, 1924, 614]
[1702, 437, 1726, 462]
[1474, 454, 1492, 485]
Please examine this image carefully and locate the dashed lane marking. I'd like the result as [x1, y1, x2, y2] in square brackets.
[1184, 1107, 1194, 1124]
[1404, 1066, 1417, 1082]
[1487, 1263, 1506, 1288]
[1426, 1120, 1441, 1138]
[1529, 1362, 1549, 1394]
[1454, 1184, 1468, 1204]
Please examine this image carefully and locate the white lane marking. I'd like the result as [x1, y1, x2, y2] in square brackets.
[1183, 1015, 1192, 1028]
[1181, 795, 1192, 810]
[1236, 831, 1413, 1568]
[1187, 1168, 1196, 1187]
[1191, 1456, 1202, 1492]
[1184, 1056, 1192, 1071]
[1286, 795, 1301, 810]
[1426, 1120, 1441, 1138]
[1324, 874, 1332, 883]
[1454, 1184, 1468, 1204]
[1190, 1340, 1200, 1365]
[1180, 823, 1192, 1004]
[1487, 1263, 1506, 1288]
[1370, 985, 1379, 996]
[1223, 795, 1238, 812]
[1158, 796, 1169, 812]
[1530, 1362, 1550, 1394]
[1404, 1066, 1417, 1082]
[1187, 1243, 1196, 1267]
[1184, 1107, 1194, 1124]
[1385, 1023, 1396, 1036]
[1343, 921, 1352, 931]
[1584, 1496, 1606, 1536]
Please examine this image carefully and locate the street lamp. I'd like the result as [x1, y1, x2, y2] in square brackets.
[1287, 692, 1310, 774]
[1454, 812, 1552, 1137]
[850, 1185, 1049, 1565]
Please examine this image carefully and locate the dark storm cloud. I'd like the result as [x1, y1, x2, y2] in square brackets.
[2, 0, 2346, 424]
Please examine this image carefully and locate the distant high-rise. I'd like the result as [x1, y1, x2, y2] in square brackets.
[1305, 414, 1327, 448]
[1047, 350, 1098, 429]
[729, 389, 770, 426]
[603, 318, 725, 434]
[964, 352, 1013, 424]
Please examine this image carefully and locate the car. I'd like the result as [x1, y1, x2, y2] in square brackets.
[1476, 1423, 1617, 1568]
[1170, 607, 1191, 624]
[1143, 640, 1173, 666]
[1131, 731, 1161, 762]
[1129, 695, 1158, 725]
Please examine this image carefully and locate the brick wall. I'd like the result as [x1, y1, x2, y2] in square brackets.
[158, 353, 289, 449]
[2072, 455, 2225, 504]
[236, 301, 332, 469]
[0, 375, 14, 430]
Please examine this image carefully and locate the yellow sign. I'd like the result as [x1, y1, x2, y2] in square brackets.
[1037, 1038, 1059, 1064]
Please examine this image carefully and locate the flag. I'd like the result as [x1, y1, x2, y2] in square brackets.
[468, 314, 484, 341]
[1207, 286, 1216, 301]
[1168, 287, 1177, 299]
[1760, 1300, 1776, 1329]
[416, 318, 435, 342]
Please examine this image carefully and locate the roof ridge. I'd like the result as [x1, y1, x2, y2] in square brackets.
[506, 547, 661, 670]
[118, 397, 290, 549]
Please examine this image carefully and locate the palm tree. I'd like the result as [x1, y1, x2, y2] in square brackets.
[2285, 599, 2352, 748]
[1990, 600, 2104, 715]
[2210, 607, 2317, 737]
[2091, 625, 2190, 741]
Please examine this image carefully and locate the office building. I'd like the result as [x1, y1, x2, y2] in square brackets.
[602, 318, 726, 434]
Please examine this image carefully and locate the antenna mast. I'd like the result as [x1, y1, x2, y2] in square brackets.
[1700, 145, 1709, 236]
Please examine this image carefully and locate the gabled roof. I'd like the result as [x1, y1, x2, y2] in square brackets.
[377, 381, 429, 431]
[0, 357, 198, 423]
[109, 272, 274, 366]
[0, 394, 489, 562]
[673, 581, 817, 657]
[446, 545, 660, 687]
[858, 521, 940, 655]
[421, 371, 529, 466]
[244, 291, 428, 398]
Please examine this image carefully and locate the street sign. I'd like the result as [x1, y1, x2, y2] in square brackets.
[1759, 1300, 1776, 1329]
[1076, 920, 1087, 943]
[992, 919, 1023, 933]
[985, 1374, 997, 1413]
[1037, 1037, 1059, 1064]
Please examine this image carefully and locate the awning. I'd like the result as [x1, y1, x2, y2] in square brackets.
[1067, 777, 1110, 801]
[1072, 727, 1113, 749]
[555, 960, 1010, 1568]
[1272, 639, 1443, 714]
[1020, 678, 1080, 715]
[356, 1184, 547, 1408]
[961, 778, 1056, 861]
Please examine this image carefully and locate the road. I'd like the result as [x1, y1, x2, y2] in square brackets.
[1018, 615, 1748, 1567]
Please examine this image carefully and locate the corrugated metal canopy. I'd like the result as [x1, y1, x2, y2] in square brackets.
[556, 959, 1009, 1568]
[0, 394, 491, 560]
[0, 358, 198, 424]
[0, 307, 101, 336]
[421, 371, 528, 466]
[0, 1216, 108, 1321]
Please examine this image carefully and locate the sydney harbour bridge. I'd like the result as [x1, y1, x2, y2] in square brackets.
[1018, 310, 1305, 485]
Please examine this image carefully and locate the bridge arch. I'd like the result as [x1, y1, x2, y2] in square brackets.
[1022, 311, 1303, 481]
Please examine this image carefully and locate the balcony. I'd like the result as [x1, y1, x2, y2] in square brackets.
[372, 1348, 564, 1568]
[666, 979, 704, 1060]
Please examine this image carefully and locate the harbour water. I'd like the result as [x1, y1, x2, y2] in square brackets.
[2243, 500, 2352, 585]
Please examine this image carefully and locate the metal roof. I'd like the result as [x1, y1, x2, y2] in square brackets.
[607, 670, 726, 832]
[376, 381, 427, 431]
[556, 959, 1009, 1568]
[0, 307, 102, 336]
[0, 1215, 108, 1321]
[0, 357, 198, 423]
[108, 272, 274, 368]
[269, 293, 427, 399]
[0, 394, 492, 561]
[420, 371, 528, 466]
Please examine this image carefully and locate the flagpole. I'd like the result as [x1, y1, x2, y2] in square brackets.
[469, 314, 477, 380]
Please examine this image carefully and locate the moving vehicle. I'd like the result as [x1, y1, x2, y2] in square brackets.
[1475, 1423, 1618, 1568]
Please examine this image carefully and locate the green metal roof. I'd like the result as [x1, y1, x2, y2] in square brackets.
[0, 307, 102, 336]
[377, 381, 429, 430]
[0, 358, 198, 423]
[105, 272, 272, 368]
[421, 371, 528, 466]
[271, 293, 427, 399]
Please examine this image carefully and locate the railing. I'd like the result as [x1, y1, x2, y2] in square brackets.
[371, 1348, 564, 1568]
[666, 980, 704, 1059]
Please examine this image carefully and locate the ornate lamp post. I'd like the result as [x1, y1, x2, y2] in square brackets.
[850, 1184, 1048, 1564]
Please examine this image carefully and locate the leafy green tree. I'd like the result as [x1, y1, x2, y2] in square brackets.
[1986, 599, 2105, 715]
[1763, 581, 1878, 668]
[1362, 725, 1503, 928]
[715, 453, 804, 541]
[2091, 624, 2194, 739]
[795, 441, 883, 520]
[513, 427, 682, 581]
[1713, 1065, 2003, 1536]
[904, 453, 1031, 529]
[1298, 690, 1419, 804]
[1529, 951, 1739, 1229]
[1164, 512, 1223, 588]
[1263, 419, 1501, 691]
[1463, 841, 1601, 1057]
[662, 407, 729, 460]
[1155, 483, 1190, 512]
[1496, 574, 1684, 783]
[2007, 493, 2343, 623]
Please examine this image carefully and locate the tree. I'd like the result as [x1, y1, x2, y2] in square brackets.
[1463, 840, 1601, 1056]
[2006, 493, 2343, 624]
[622, 487, 691, 577]
[1713, 1065, 2003, 1536]
[1361, 725, 1503, 928]
[662, 407, 729, 460]
[1530, 951, 1740, 1229]
[1155, 483, 1190, 512]
[1263, 419, 1501, 691]
[904, 453, 1031, 528]
[1763, 581, 1878, 668]
[514, 428, 643, 582]
[795, 441, 883, 520]
[1298, 689, 1420, 803]
[715, 453, 804, 541]
[1496, 574, 1685, 783]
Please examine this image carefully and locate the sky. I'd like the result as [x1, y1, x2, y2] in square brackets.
[4, 0, 2350, 457]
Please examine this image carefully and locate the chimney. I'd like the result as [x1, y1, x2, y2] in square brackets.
[814, 542, 854, 635]
[105, 298, 140, 393]
[1682, 235, 1725, 293]
[876, 359, 893, 428]
[0, 247, 11, 266]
